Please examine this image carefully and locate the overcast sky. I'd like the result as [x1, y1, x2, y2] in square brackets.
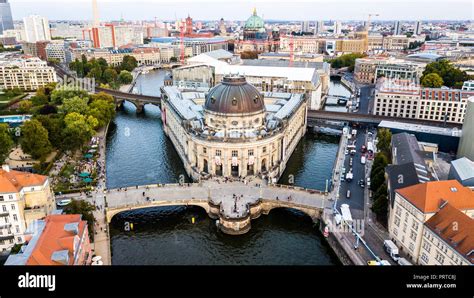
[9, 0, 474, 22]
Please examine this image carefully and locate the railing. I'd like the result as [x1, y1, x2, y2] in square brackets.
[107, 198, 208, 211]
[268, 183, 327, 195]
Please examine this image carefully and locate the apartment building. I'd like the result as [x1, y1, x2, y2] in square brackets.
[0, 165, 56, 254]
[0, 54, 57, 91]
[368, 34, 411, 51]
[5, 214, 92, 265]
[420, 203, 473, 265]
[388, 180, 474, 264]
[354, 57, 425, 84]
[45, 40, 66, 62]
[373, 79, 474, 124]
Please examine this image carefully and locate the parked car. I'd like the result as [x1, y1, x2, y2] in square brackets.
[56, 198, 72, 207]
[367, 177, 371, 187]
[384, 240, 401, 262]
[367, 260, 380, 266]
[380, 260, 391, 266]
[346, 190, 351, 198]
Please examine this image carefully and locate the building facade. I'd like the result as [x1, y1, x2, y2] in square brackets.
[0, 54, 57, 91]
[354, 57, 425, 84]
[5, 214, 92, 265]
[161, 76, 307, 182]
[0, 165, 56, 254]
[388, 180, 474, 264]
[373, 79, 474, 124]
[23, 15, 51, 43]
[0, 0, 14, 35]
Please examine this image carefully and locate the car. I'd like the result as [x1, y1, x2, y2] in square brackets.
[344, 149, 349, 155]
[340, 175, 345, 182]
[380, 260, 391, 266]
[346, 190, 351, 198]
[367, 260, 380, 266]
[367, 178, 371, 187]
[349, 158, 353, 167]
[56, 198, 72, 207]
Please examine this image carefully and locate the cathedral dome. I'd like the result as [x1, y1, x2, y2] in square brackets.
[244, 8, 265, 30]
[204, 76, 265, 115]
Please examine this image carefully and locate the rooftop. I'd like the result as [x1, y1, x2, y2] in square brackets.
[0, 167, 48, 193]
[5, 214, 88, 266]
[379, 120, 462, 138]
[450, 157, 474, 181]
[424, 203, 474, 264]
[396, 180, 474, 213]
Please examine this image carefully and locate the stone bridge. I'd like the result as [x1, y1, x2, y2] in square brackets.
[95, 87, 162, 114]
[104, 181, 330, 235]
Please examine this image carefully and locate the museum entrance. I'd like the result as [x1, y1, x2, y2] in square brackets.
[203, 159, 208, 174]
[215, 164, 223, 176]
[261, 159, 267, 172]
[231, 165, 239, 177]
[247, 164, 254, 176]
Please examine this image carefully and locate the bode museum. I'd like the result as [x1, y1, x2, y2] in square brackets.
[161, 75, 307, 182]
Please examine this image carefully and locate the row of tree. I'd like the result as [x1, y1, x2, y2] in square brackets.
[370, 128, 392, 225]
[328, 53, 366, 71]
[420, 60, 473, 89]
[69, 55, 135, 89]
[0, 85, 116, 163]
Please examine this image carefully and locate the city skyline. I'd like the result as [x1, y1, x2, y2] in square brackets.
[8, 0, 474, 22]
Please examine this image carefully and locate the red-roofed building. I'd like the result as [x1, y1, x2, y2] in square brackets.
[388, 180, 474, 263]
[5, 214, 92, 265]
[0, 165, 56, 254]
[420, 203, 474, 265]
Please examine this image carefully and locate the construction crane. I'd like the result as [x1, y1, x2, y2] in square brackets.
[366, 13, 379, 32]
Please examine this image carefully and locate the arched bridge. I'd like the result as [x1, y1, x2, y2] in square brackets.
[95, 87, 162, 113]
[104, 181, 329, 235]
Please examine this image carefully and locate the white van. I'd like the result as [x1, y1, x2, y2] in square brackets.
[397, 258, 412, 266]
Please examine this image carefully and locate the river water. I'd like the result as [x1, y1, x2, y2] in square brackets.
[106, 70, 348, 265]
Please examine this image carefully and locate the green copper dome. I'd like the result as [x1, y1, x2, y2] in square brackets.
[244, 8, 265, 29]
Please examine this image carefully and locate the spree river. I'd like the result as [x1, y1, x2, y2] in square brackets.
[106, 71, 348, 265]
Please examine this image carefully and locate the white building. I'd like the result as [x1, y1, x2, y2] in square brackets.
[373, 79, 474, 124]
[23, 15, 51, 43]
[334, 21, 342, 35]
[0, 54, 57, 90]
[172, 50, 326, 110]
[388, 180, 474, 264]
[160, 75, 307, 182]
[394, 21, 401, 35]
[45, 40, 66, 62]
[0, 165, 56, 254]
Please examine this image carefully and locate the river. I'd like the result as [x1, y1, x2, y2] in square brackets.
[106, 70, 347, 265]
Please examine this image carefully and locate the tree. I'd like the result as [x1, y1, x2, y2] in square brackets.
[371, 184, 389, 224]
[421, 60, 472, 88]
[38, 104, 58, 115]
[118, 70, 133, 85]
[103, 68, 118, 84]
[60, 96, 90, 115]
[63, 200, 96, 240]
[90, 92, 114, 103]
[170, 57, 178, 62]
[88, 99, 116, 128]
[421, 73, 444, 88]
[240, 51, 259, 60]
[18, 100, 32, 113]
[0, 123, 13, 163]
[329, 53, 366, 70]
[34, 115, 65, 149]
[62, 112, 98, 150]
[51, 88, 89, 105]
[121, 55, 138, 72]
[20, 120, 52, 159]
[376, 128, 392, 157]
[87, 66, 103, 82]
[30, 93, 49, 106]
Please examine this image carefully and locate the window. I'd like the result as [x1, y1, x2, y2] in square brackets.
[409, 242, 415, 251]
[8, 195, 12, 200]
[203, 147, 207, 154]
[248, 149, 254, 156]
[421, 253, 429, 263]
[232, 150, 238, 157]
[262, 147, 267, 153]
[435, 251, 445, 264]
[215, 150, 222, 157]
[423, 242, 431, 253]
[410, 230, 417, 241]
[2, 205, 6, 212]
[10, 204, 15, 211]
[13, 214, 17, 222]
[394, 216, 400, 227]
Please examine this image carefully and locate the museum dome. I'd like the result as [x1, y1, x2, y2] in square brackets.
[244, 8, 265, 30]
[204, 76, 265, 115]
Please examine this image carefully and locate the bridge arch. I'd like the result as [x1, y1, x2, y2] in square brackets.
[106, 200, 210, 223]
[261, 200, 322, 222]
